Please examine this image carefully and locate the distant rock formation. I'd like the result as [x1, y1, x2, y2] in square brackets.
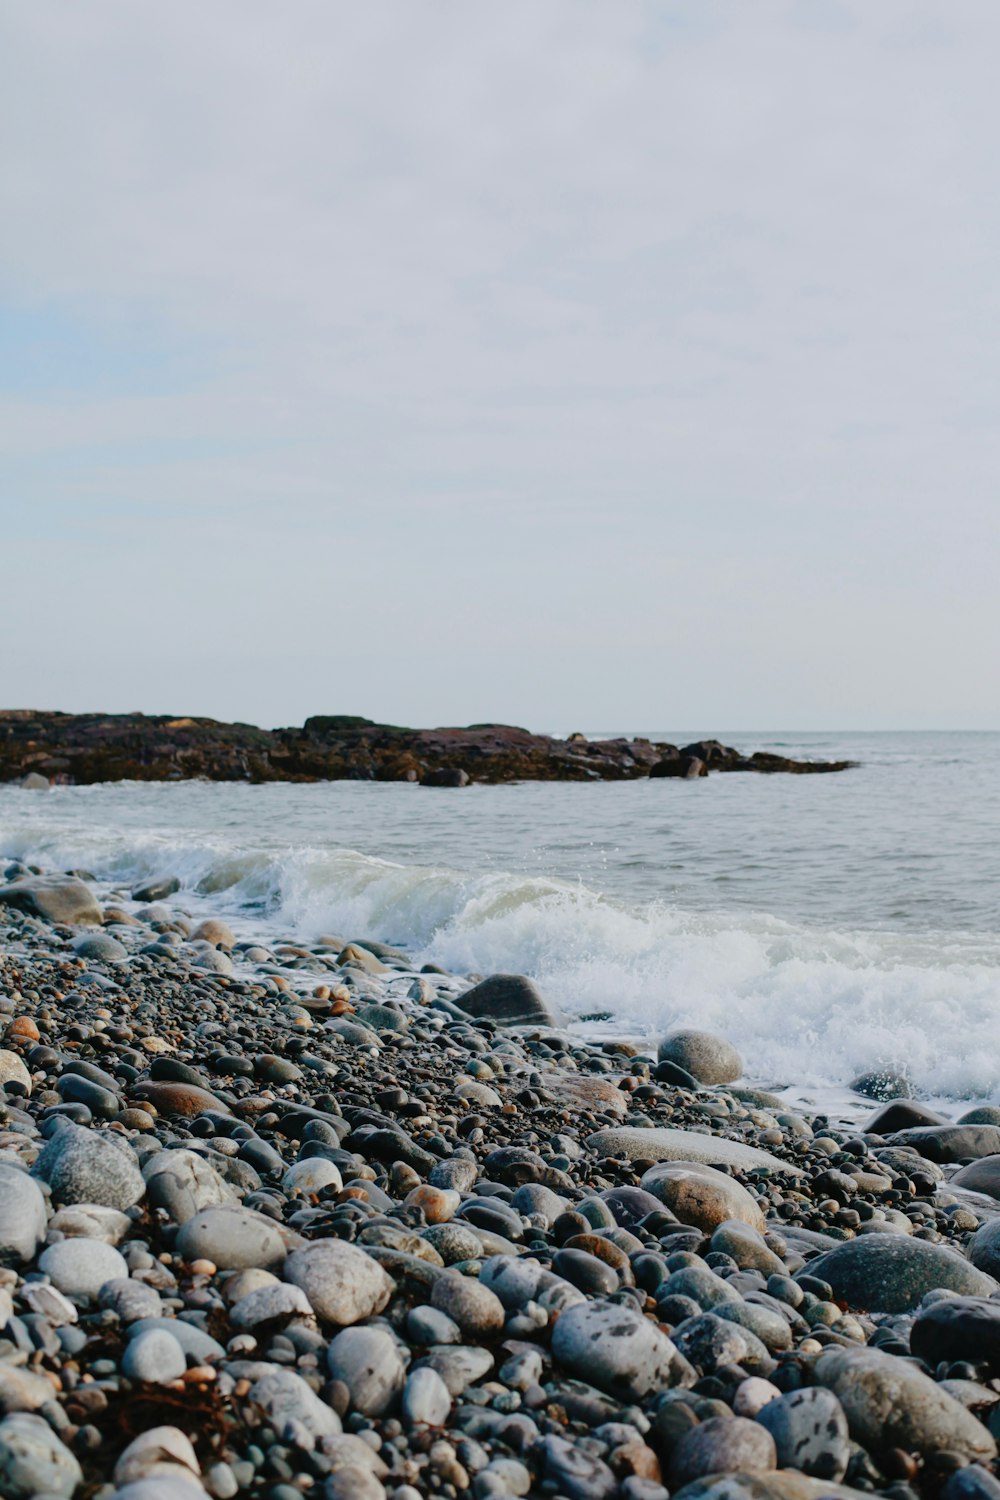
[0, 711, 856, 786]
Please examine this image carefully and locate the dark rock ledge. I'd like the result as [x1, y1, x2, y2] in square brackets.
[0, 712, 856, 787]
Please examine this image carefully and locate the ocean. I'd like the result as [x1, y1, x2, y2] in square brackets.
[2, 730, 998, 1107]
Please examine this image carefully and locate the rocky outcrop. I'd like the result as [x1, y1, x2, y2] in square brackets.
[0, 711, 856, 786]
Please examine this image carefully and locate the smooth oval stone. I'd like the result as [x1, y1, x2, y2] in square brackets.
[430, 1269, 505, 1336]
[955, 1156, 1000, 1200]
[804, 1234, 998, 1312]
[599, 1185, 667, 1229]
[669, 1416, 775, 1489]
[817, 1345, 997, 1461]
[911, 1295, 1000, 1370]
[33, 1121, 145, 1210]
[144, 1149, 234, 1222]
[132, 1081, 233, 1119]
[550, 1298, 692, 1402]
[657, 1030, 743, 1085]
[72, 932, 128, 963]
[402, 1366, 451, 1427]
[756, 1387, 850, 1481]
[38, 1238, 129, 1299]
[413, 1345, 495, 1396]
[248, 1367, 341, 1439]
[125, 1318, 225, 1360]
[0, 1412, 83, 1499]
[552, 1247, 620, 1296]
[887, 1124, 1000, 1163]
[643, 1163, 765, 1232]
[122, 1328, 187, 1384]
[176, 1206, 291, 1270]
[283, 1158, 343, 1195]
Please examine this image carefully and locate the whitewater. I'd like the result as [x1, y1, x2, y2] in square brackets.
[1, 730, 998, 1104]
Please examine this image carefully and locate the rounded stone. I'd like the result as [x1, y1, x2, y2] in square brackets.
[37, 1237, 129, 1299]
[402, 1366, 452, 1426]
[668, 1415, 776, 1488]
[642, 1163, 765, 1233]
[282, 1158, 343, 1195]
[122, 1328, 187, 1384]
[0, 1161, 47, 1264]
[72, 932, 128, 963]
[144, 1149, 235, 1223]
[327, 1325, 405, 1416]
[33, 1120, 146, 1210]
[657, 1030, 743, 1085]
[284, 1239, 394, 1325]
[805, 1233, 998, 1312]
[550, 1298, 689, 1403]
[756, 1387, 850, 1481]
[175, 1205, 290, 1271]
[0, 1412, 83, 1499]
[430, 1269, 505, 1336]
[0, 1051, 31, 1094]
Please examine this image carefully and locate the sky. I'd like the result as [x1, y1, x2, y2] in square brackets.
[2, 1, 999, 732]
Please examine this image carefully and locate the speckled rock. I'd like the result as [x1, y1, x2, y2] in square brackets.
[285, 1239, 394, 1325]
[641, 1163, 766, 1232]
[669, 1416, 776, 1488]
[0, 1160, 47, 1264]
[0, 1412, 83, 1498]
[551, 1297, 692, 1402]
[38, 1237, 129, 1298]
[33, 1120, 145, 1210]
[657, 1030, 743, 1085]
[0, 1051, 31, 1093]
[756, 1387, 850, 1481]
[804, 1233, 998, 1312]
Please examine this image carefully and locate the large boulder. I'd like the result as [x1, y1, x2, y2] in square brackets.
[816, 1345, 996, 1461]
[803, 1233, 997, 1312]
[456, 974, 556, 1027]
[0, 875, 102, 926]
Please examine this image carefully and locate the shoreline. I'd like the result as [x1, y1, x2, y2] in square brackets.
[1, 863, 1000, 1499]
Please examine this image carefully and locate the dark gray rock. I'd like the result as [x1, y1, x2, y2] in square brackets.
[968, 1219, 1000, 1278]
[456, 974, 556, 1027]
[804, 1230, 997, 1311]
[669, 1417, 776, 1488]
[953, 1155, 1000, 1199]
[887, 1124, 1000, 1163]
[911, 1295, 1000, 1371]
[850, 1070, 912, 1102]
[756, 1387, 850, 1481]
[131, 876, 181, 901]
[864, 1099, 948, 1134]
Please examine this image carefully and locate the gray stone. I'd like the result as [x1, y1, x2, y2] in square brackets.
[888, 1124, 1000, 1163]
[953, 1156, 1000, 1198]
[100, 1279, 164, 1323]
[38, 1237, 129, 1298]
[0, 874, 103, 926]
[671, 1477, 869, 1500]
[327, 1326, 405, 1416]
[669, 1417, 776, 1488]
[816, 1344, 996, 1461]
[542, 1433, 618, 1500]
[144, 1149, 235, 1223]
[968, 1219, 1000, 1278]
[756, 1387, 850, 1481]
[402, 1366, 451, 1426]
[0, 1412, 83, 1498]
[282, 1158, 343, 1195]
[112, 1425, 202, 1487]
[175, 1205, 290, 1270]
[0, 1160, 47, 1264]
[122, 1328, 187, 1384]
[230, 1283, 313, 1330]
[325, 1468, 386, 1500]
[804, 1233, 997, 1312]
[414, 1345, 495, 1396]
[911, 1294, 1000, 1370]
[589, 1128, 802, 1176]
[126, 1319, 225, 1361]
[431, 1269, 505, 1336]
[457, 974, 557, 1027]
[132, 876, 181, 902]
[672, 1312, 774, 1376]
[33, 1120, 146, 1210]
[248, 1365, 341, 1438]
[0, 1052, 31, 1093]
[658, 1030, 743, 1085]
[551, 1298, 692, 1403]
[285, 1240, 394, 1325]
[113, 1480, 206, 1500]
[72, 931, 128, 962]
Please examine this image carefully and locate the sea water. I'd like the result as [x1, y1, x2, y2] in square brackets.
[1, 730, 998, 1105]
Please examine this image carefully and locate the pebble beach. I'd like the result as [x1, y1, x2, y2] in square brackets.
[3, 862, 1000, 1500]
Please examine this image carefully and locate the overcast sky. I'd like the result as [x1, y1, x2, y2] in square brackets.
[2, 1, 998, 731]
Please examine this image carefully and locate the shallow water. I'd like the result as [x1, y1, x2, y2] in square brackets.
[2, 730, 998, 1103]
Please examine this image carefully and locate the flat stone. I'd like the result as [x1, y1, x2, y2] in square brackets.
[590, 1128, 802, 1176]
[864, 1099, 948, 1134]
[803, 1233, 997, 1312]
[816, 1345, 997, 1461]
[72, 932, 128, 963]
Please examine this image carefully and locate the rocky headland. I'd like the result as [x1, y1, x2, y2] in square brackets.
[1, 861, 999, 1500]
[0, 712, 856, 787]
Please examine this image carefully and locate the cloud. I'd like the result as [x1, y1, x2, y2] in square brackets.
[1, 0, 998, 727]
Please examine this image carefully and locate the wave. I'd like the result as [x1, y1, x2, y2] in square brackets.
[3, 811, 1000, 1101]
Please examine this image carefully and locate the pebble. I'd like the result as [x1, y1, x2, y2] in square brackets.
[38, 1237, 129, 1298]
[122, 1327, 187, 1383]
[33, 1120, 146, 1209]
[175, 1205, 291, 1270]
